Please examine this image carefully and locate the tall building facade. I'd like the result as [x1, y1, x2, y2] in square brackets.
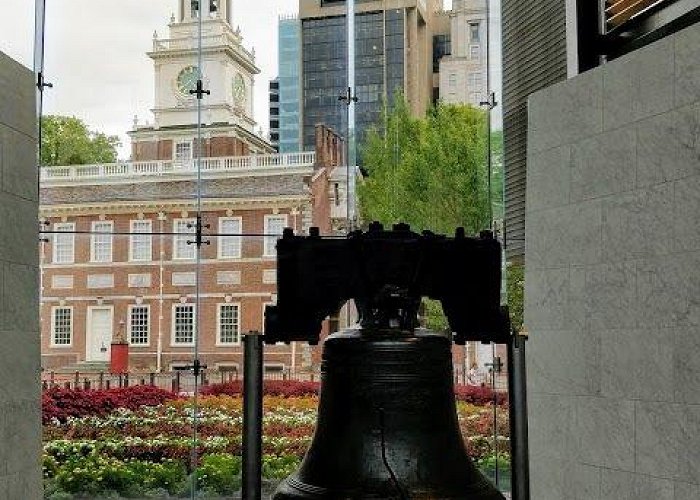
[269, 78, 280, 149]
[438, 0, 487, 106]
[277, 16, 303, 153]
[299, 0, 445, 150]
[39, 0, 349, 374]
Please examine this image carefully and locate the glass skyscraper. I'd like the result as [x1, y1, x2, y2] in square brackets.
[277, 16, 303, 153]
[301, 9, 405, 151]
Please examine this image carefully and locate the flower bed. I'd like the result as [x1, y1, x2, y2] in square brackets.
[43, 386, 509, 498]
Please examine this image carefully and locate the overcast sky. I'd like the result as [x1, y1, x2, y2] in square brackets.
[1, 0, 500, 160]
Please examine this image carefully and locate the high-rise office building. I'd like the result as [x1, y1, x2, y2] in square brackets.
[299, 0, 446, 151]
[269, 78, 280, 150]
[277, 16, 303, 153]
[438, 0, 488, 106]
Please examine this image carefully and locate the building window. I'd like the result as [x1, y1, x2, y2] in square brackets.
[90, 221, 113, 263]
[173, 218, 196, 260]
[218, 217, 242, 258]
[470, 45, 481, 60]
[264, 214, 288, 257]
[53, 222, 75, 264]
[468, 71, 483, 88]
[129, 305, 149, 345]
[448, 73, 457, 88]
[217, 303, 241, 345]
[51, 307, 72, 346]
[172, 304, 195, 345]
[130, 220, 152, 261]
[174, 140, 193, 161]
[469, 22, 480, 43]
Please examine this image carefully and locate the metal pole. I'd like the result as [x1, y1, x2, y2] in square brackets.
[508, 331, 530, 500]
[242, 332, 263, 500]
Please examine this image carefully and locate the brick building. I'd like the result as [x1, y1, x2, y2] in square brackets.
[39, 125, 344, 373]
[39, 0, 347, 374]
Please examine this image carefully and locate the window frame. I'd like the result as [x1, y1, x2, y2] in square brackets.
[50, 306, 73, 347]
[172, 218, 196, 260]
[216, 302, 241, 346]
[469, 21, 480, 43]
[129, 219, 153, 262]
[171, 303, 196, 346]
[52, 222, 75, 264]
[174, 140, 193, 162]
[469, 44, 481, 61]
[263, 214, 288, 257]
[90, 220, 114, 263]
[128, 304, 150, 346]
[218, 217, 243, 259]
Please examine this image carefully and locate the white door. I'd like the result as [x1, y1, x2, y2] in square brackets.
[86, 307, 113, 361]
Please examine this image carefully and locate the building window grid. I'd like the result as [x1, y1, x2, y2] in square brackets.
[53, 222, 75, 264]
[217, 304, 241, 345]
[90, 221, 113, 263]
[173, 304, 195, 345]
[218, 217, 242, 258]
[469, 22, 481, 43]
[129, 305, 149, 345]
[173, 218, 196, 260]
[52, 307, 72, 346]
[174, 140, 193, 161]
[470, 44, 481, 60]
[130, 220, 152, 261]
[264, 215, 288, 257]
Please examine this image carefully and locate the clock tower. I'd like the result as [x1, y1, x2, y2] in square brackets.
[128, 0, 274, 161]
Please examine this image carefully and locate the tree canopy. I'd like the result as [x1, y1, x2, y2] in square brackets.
[358, 96, 496, 236]
[41, 115, 121, 166]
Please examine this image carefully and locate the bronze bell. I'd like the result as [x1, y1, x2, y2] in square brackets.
[266, 224, 510, 499]
[273, 327, 505, 499]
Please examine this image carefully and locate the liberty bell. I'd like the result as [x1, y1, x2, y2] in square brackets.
[264, 223, 511, 499]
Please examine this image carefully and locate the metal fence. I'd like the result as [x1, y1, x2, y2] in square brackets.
[41, 367, 509, 393]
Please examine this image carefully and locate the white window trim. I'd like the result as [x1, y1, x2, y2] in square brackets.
[129, 220, 153, 262]
[216, 302, 242, 346]
[173, 218, 196, 260]
[90, 220, 113, 263]
[173, 139, 193, 162]
[128, 304, 150, 347]
[171, 303, 196, 347]
[53, 222, 75, 264]
[50, 306, 73, 347]
[218, 217, 243, 259]
[263, 214, 288, 257]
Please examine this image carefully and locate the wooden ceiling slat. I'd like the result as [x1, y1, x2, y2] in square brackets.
[608, 0, 661, 27]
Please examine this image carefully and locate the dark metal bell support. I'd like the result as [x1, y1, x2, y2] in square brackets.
[273, 328, 506, 500]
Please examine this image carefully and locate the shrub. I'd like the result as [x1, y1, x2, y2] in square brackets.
[42, 385, 179, 423]
[200, 380, 321, 398]
[453, 384, 507, 406]
[196, 453, 242, 494]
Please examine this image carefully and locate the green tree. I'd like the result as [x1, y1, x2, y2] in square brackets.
[41, 115, 120, 166]
[359, 96, 490, 236]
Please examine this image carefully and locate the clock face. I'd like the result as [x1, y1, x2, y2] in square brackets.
[232, 74, 246, 105]
[176, 66, 199, 98]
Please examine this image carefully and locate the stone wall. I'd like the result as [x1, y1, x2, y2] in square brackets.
[525, 23, 700, 499]
[0, 52, 42, 496]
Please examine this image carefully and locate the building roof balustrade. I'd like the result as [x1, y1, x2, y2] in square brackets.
[40, 152, 317, 186]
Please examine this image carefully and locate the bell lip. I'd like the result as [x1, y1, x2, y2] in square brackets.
[325, 326, 453, 342]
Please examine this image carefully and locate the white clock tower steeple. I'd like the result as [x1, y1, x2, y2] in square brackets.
[149, 0, 257, 131]
[128, 1, 273, 162]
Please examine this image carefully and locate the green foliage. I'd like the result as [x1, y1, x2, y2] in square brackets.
[41, 115, 120, 166]
[262, 454, 301, 479]
[359, 94, 491, 235]
[196, 453, 242, 494]
[506, 263, 524, 332]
